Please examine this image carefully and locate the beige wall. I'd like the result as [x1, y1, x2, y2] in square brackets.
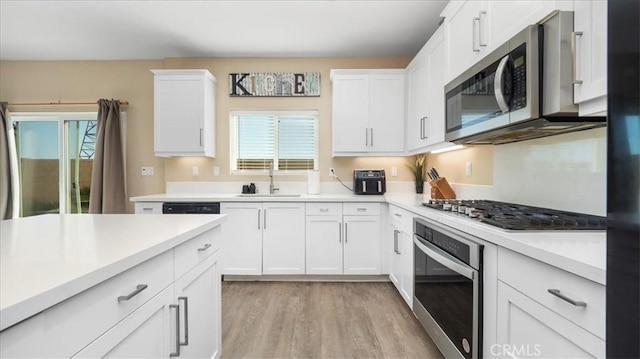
[427, 146, 494, 185]
[1, 57, 496, 213]
[162, 57, 414, 183]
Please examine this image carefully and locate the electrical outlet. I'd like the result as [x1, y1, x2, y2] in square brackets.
[213, 166, 220, 176]
[391, 166, 398, 176]
[329, 168, 336, 177]
[140, 166, 154, 176]
[465, 162, 472, 177]
[192, 166, 199, 177]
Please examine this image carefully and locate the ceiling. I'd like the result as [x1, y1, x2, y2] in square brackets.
[0, 0, 448, 61]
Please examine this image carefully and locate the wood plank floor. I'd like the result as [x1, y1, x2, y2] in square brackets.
[221, 281, 443, 359]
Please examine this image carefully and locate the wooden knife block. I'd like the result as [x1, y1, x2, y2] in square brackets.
[429, 177, 456, 199]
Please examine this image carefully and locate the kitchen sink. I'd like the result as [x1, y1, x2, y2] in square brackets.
[235, 194, 302, 198]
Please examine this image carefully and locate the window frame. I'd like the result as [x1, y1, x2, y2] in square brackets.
[229, 110, 319, 175]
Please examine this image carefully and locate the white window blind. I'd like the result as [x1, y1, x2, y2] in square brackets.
[232, 111, 318, 172]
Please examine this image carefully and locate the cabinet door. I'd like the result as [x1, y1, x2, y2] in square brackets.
[398, 229, 414, 309]
[343, 215, 381, 274]
[154, 75, 205, 155]
[220, 203, 263, 275]
[443, 0, 485, 82]
[574, 0, 607, 114]
[174, 251, 221, 359]
[73, 285, 174, 359]
[406, 48, 429, 152]
[486, 1, 558, 50]
[369, 74, 405, 153]
[306, 216, 343, 274]
[424, 28, 447, 148]
[496, 281, 605, 359]
[389, 222, 402, 288]
[262, 203, 306, 274]
[332, 75, 369, 153]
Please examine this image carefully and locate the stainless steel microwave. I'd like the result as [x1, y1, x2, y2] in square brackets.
[444, 12, 606, 145]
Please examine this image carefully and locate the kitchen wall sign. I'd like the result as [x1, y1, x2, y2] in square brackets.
[229, 72, 320, 97]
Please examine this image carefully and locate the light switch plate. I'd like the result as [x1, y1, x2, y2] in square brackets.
[141, 166, 154, 176]
[465, 162, 472, 177]
[213, 166, 220, 176]
[192, 166, 199, 176]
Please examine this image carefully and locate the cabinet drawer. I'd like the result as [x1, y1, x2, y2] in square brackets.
[388, 205, 413, 230]
[174, 226, 222, 279]
[343, 202, 381, 216]
[0, 250, 173, 358]
[498, 247, 605, 339]
[135, 202, 163, 214]
[306, 203, 342, 216]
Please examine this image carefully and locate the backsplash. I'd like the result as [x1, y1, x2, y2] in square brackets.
[493, 128, 606, 216]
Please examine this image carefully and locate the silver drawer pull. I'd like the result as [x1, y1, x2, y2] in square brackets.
[197, 243, 212, 252]
[178, 297, 189, 346]
[170, 304, 180, 357]
[117, 284, 148, 302]
[394, 213, 401, 217]
[320, 208, 329, 212]
[357, 208, 367, 212]
[547, 289, 587, 307]
[142, 207, 153, 211]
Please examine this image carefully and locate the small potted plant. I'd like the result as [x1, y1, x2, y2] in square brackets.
[408, 154, 427, 194]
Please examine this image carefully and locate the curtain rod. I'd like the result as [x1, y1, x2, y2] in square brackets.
[8, 101, 130, 106]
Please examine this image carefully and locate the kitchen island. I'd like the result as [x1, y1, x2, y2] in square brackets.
[0, 213, 226, 358]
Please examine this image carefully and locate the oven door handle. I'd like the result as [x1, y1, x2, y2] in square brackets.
[413, 234, 475, 280]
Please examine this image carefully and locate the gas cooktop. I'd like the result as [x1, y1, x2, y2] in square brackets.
[422, 199, 607, 231]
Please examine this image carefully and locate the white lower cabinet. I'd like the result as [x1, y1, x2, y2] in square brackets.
[496, 281, 605, 359]
[222, 202, 305, 275]
[388, 205, 413, 308]
[73, 285, 175, 358]
[495, 247, 605, 358]
[221, 203, 263, 275]
[0, 227, 224, 359]
[305, 202, 381, 275]
[306, 215, 343, 274]
[174, 251, 222, 359]
[262, 203, 306, 274]
[343, 215, 381, 274]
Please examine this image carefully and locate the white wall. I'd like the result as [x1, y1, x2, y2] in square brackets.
[493, 128, 607, 216]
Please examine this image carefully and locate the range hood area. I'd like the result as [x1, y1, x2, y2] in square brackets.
[445, 11, 607, 145]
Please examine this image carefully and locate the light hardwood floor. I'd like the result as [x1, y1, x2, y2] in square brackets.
[221, 281, 443, 359]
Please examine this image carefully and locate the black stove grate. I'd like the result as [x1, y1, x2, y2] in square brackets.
[422, 200, 607, 230]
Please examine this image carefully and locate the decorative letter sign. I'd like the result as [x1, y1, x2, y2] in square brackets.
[229, 72, 320, 97]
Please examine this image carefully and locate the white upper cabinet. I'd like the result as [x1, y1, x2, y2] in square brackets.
[152, 69, 216, 158]
[331, 69, 406, 156]
[573, 0, 607, 116]
[406, 26, 452, 153]
[442, 1, 573, 84]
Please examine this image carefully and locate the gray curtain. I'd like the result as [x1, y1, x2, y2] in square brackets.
[89, 99, 126, 214]
[0, 102, 14, 219]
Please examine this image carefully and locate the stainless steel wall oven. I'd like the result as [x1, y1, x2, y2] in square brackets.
[413, 217, 483, 359]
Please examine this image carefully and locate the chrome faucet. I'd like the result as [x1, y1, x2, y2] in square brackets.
[269, 162, 279, 194]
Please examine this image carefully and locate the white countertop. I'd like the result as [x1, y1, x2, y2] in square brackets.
[385, 194, 606, 285]
[0, 214, 226, 331]
[130, 191, 606, 285]
[130, 193, 387, 203]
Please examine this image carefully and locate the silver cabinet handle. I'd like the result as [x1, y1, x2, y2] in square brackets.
[394, 213, 402, 217]
[547, 289, 587, 307]
[263, 208, 267, 229]
[365, 128, 369, 146]
[393, 230, 399, 254]
[472, 17, 480, 52]
[494, 55, 511, 113]
[479, 11, 487, 46]
[357, 207, 367, 212]
[257, 209, 261, 229]
[178, 297, 189, 345]
[320, 208, 329, 212]
[338, 221, 342, 243]
[197, 243, 211, 252]
[420, 117, 424, 139]
[370, 128, 374, 147]
[170, 304, 181, 357]
[571, 31, 584, 84]
[422, 117, 429, 139]
[117, 284, 147, 302]
[199, 128, 203, 147]
[142, 207, 153, 211]
[344, 222, 348, 243]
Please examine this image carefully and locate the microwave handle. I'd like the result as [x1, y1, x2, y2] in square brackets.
[494, 55, 511, 113]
